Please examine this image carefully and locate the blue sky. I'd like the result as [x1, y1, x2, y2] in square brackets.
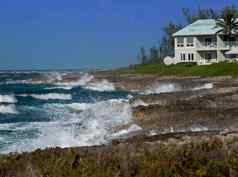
[0, 0, 237, 70]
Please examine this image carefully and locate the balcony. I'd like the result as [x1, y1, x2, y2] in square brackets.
[197, 41, 238, 50]
[197, 42, 217, 50]
[222, 41, 238, 49]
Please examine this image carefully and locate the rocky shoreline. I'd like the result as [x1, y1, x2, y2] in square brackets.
[94, 72, 238, 134]
[1, 73, 238, 176]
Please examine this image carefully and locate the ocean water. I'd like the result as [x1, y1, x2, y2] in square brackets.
[0, 71, 137, 154]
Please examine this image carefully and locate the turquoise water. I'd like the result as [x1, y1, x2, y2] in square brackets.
[0, 71, 135, 154]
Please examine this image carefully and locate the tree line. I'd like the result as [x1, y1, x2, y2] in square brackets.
[138, 5, 238, 65]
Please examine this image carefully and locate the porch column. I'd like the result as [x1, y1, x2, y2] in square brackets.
[217, 34, 225, 62]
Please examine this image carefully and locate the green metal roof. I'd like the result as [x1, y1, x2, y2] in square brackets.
[173, 19, 222, 37]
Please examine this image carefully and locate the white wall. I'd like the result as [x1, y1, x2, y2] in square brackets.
[174, 36, 198, 64]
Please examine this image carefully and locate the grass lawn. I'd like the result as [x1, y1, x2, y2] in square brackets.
[114, 62, 238, 76]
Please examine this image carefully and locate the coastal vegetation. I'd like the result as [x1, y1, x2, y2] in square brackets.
[111, 62, 238, 76]
[0, 132, 238, 177]
[216, 6, 238, 36]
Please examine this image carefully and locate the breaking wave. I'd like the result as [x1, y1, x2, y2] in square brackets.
[192, 83, 214, 91]
[0, 95, 17, 103]
[145, 83, 180, 95]
[1, 99, 133, 153]
[144, 82, 214, 95]
[19, 93, 72, 100]
[45, 86, 73, 90]
[0, 105, 18, 114]
[85, 80, 115, 92]
[111, 124, 142, 137]
[55, 74, 115, 92]
[55, 73, 94, 89]
[46, 72, 64, 82]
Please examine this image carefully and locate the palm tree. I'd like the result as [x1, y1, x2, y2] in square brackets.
[216, 6, 238, 47]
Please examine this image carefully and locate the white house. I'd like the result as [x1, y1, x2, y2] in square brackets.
[171, 19, 238, 65]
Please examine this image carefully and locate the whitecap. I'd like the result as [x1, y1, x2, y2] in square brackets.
[84, 80, 115, 92]
[145, 83, 180, 95]
[0, 95, 17, 103]
[56, 73, 94, 89]
[127, 94, 134, 99]
[0, 105, 18, 114]
[55, 74, 115, 92]
[67, 103, 91, 111]
[192, 83, 214, 91]
[46, 72, 63, 82]
[19, 93, 72, 100]
[1, 98, 133, 153]
[45, 86, 73, 90]
[131, 99, 149, 107]
[111, 124, 142, 137]
[190, 126, 209, 132]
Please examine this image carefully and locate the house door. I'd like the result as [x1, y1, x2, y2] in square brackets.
[205, 53, 212, 60]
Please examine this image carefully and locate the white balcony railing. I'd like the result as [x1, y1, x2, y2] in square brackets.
[197, 42, 217, 49]
[223, 41, 238, 48]
[197, 41, 238, 49]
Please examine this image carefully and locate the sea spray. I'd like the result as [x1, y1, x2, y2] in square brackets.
[0, 105, 18, 114]
[192, 83, 214, 91]
[0, 95, 17, 103]
[144, 82, 214, 95]
[145, 83, 181, 94]
[1, 99, 134, 153]
[85, 79, 115, 92]
[19, 93, 72, 100]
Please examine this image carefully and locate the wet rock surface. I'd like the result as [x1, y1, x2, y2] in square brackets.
[131, 86, 238, 132]
[108, 75, 238, 135]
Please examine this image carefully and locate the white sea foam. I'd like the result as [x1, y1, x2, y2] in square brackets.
[127, 94, 134, 99]
[0, 95, 17, 103]
[148, 130, 157, 136]
[144, 82, 214, 95]
[3, 72, 68, 85]
[19, 93, 72, 100]
[56, 73, 94, 88]
[192, 83, 214, 91]
[85, 80, 115, 92]
[111, 124, 142, 137]
[47, 72, 64, 82]
[51, 73, 93, 90]
[45, 86, 73, 90]
[131, 99, 149, 107]
[54, 73, 116, 92]
[1, 99, 133, 153]
[67, 103, 91, 111]
[190, 126, 209, 132]
[145, 83, 180, 95]
[0, 105, 18, 114]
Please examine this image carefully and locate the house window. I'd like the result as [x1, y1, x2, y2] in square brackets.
[188, 53, 194, 61]
[191, 53, 194, 61]
[180, 53, 186, 61]
[205, 38, 212, 46]
[183, 53, 186, 61]
[177, 37, 184, 47]
[187, 37, 194, 47]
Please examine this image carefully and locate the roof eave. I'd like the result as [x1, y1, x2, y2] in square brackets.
[173, 33, 218, 37]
